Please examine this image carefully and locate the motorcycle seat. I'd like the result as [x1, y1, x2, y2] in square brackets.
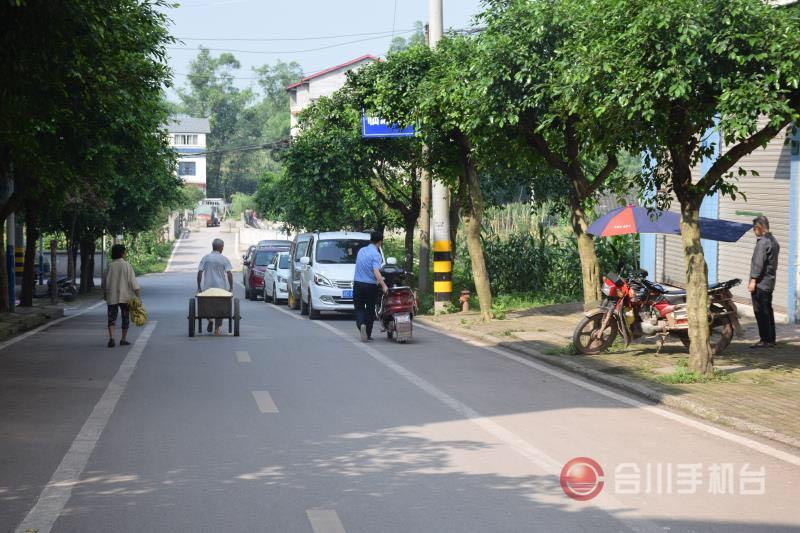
[662, 292, 686, 304]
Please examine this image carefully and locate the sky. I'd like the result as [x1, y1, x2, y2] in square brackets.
[162, 0, 485, 101]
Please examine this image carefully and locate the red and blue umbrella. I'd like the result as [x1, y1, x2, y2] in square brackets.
[587, 205, 751, 243]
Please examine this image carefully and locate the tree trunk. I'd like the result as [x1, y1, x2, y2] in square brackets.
[462, 161, 492, 322]
[449, 184, 461, 260]
[569, 194, 602, 308]
[79, 237, 95, 294]
[418, 168, 431, 294]
[0, 229, 8, 312]
[403, 214, 416, 286]
[680, 202, 714, 375]
[19, 217, 39, 306]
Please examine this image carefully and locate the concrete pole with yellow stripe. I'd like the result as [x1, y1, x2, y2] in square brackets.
[428, 0, 452, 313]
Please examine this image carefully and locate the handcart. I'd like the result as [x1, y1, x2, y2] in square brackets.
[188, 293, 240, 337]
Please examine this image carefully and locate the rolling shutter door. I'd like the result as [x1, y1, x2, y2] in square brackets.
[656, 234, 687, 286]
[717, 129, 792, 312]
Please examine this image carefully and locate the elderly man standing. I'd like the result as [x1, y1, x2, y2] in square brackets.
[749, 216, 780, 349]
[198, 238, 234, 336]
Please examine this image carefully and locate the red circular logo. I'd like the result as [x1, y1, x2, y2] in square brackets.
[560, 457, 605, 501]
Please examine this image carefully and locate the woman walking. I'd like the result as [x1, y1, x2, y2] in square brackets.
[103, 244, 141, 347]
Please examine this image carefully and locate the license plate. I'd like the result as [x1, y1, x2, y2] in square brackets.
[395, 313, 411, 323]
[342, 289, 353, 299]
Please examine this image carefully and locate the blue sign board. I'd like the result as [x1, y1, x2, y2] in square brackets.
[361, 114, 415, 138]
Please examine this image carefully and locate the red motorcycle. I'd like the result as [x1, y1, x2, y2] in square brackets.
[573, 269, 742, 355]
[377, 258, 417, 343]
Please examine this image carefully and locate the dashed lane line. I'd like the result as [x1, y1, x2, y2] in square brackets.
[16, 321, 158, 533]
[251, 390, 279, 413]
[236, 350, 252, 363]
[306, 510, 347, 533]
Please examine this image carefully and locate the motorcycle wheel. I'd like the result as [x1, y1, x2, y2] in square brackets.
[677, 316, 734, 356]
[572, 313, 618, 355]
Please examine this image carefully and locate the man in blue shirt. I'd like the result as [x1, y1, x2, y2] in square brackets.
[353, 231, 388, 341]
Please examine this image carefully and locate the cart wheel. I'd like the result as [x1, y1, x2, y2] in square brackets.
[188, 299, 196, 337]
[233, 298, 241, 337]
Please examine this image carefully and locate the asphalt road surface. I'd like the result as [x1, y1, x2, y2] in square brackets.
[2, 227, 799, 532]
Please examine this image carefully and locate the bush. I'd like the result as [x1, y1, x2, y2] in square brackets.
[229, 192, 257, 219]
[124, 230, 173, 275]
[453, 207, 633, 307]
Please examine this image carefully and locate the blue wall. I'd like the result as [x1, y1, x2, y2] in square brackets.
[788, 130, 799, 323]
[699, 125, 721, 284]
[639, 126, 721, 283]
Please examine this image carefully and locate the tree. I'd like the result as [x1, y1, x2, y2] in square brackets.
[474, 0, 631, 308]
[177, 48, 254, 196]
[1, 0, 177, 307]
[362, 41, 497, 320]
[574, 0, 800, 373]
[258, 89, 422, 274]
[388, 21, 426, 53]
[176, 53, 302, 197]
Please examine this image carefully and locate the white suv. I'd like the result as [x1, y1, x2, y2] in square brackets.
[299, 231, 372, 319]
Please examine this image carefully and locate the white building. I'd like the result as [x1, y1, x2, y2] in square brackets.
[286, 54, 379, 136]
[166, 114, 210, 192]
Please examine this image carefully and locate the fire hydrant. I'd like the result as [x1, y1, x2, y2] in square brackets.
[459, 289, 471, 313]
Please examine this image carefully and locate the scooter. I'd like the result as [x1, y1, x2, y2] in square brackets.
[377, 258, 417, 343]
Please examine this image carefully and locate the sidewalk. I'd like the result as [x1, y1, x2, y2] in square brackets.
[418, 303, 800, 449]
[0, 287, 104, 344]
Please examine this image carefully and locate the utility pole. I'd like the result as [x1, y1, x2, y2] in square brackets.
[417, 25, 432, 297]
[428, 0, 452, 313]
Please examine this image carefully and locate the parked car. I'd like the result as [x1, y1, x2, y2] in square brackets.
[243, 244, 289, 300]
[299, 231, 372, 319]
[262, 251, 291, 303]
[287, 232, 313, 310]
[258, 239, 292, 247]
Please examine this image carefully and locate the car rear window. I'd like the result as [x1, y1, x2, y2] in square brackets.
[315, 239, 369, 264]
[255, 251, 277, 266]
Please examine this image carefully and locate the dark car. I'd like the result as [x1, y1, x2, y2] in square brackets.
[243, 244, 289, 300]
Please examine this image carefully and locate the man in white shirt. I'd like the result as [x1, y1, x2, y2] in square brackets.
[197, 238, 234, 335]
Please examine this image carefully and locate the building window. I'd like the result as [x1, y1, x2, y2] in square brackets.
[178, 161, 196, 176]
[174, 134, 198, 145]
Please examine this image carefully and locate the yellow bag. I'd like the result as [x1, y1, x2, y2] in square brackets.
[129, 297, 148, 326]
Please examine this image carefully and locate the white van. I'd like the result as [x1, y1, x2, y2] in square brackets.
[299, 231, 372, 319]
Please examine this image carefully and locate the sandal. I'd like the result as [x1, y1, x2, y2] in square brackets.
[120, 340, 131, 346]
[107, 338, 115, 348]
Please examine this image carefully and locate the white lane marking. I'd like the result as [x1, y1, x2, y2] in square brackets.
[306, 510, 346, 533]
[236, 350, 252, 363]
[164, 230, 188, 273]
[16, 321, 158, 533]
[252, 390, 279, 413]
[0, 301, 105, 354]
[416, 322, 800, 467]
[268, 305, 659, 533]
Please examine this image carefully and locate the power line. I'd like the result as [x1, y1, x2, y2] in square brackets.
[167, 32, 412, 55]
[175, 29, 415, 42]
[190, 138, 290, 156]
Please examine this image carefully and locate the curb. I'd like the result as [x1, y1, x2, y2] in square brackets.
[416, 316, 800, 450]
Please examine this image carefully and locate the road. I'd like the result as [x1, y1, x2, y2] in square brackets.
[1, 226, 799, 532]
